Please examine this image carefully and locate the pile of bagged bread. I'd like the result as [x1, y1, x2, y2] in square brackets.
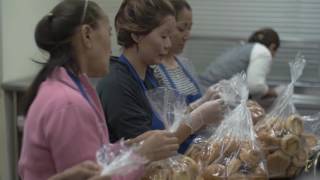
[256, 114, 318, 177]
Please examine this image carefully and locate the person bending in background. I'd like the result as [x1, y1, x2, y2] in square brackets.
[200, 28, 280, 99]
[19, 0, 180, 180]
[97, 0, 224, 154]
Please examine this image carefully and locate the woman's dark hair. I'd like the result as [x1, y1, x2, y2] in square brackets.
[23, 0, 104, 115]
[115, 0, 175, 48]
[170, 0, 191, 17]
[248, 28, 280, 50]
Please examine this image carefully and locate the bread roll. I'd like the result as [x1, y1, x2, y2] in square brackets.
[247, 100, 265, 125]
[142, 164, 171, 180]
[292, 148, 308, 167]
[285, 115, 303, 135]
[206, 143, 221, 165]
[222, 137, 239, 156]
[287, 165, 300, 177]
[202, 164, 225, 180]
[226, 158, 242, 176]
[180, 156, 199, 177]
[252, 166, 268, 179]
[172, 170, 191, 180]
[228, 173, 247, 180]
[267, 150, 291, 177]
[302, 133, 318, 149]
[257, 131, 281, 147]
[281, 134, 300, 156]
[239, 148, 261, 168]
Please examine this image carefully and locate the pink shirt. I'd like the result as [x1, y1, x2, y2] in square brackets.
[19, 67, 143, 180]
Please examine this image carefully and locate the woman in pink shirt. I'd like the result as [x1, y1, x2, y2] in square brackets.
[18, 0, 179, 179]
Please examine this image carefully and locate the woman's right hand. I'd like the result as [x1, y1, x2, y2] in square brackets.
[189, 84, 221, 111]
[188, 98, 225, 133]
[135, 130, 179, 162]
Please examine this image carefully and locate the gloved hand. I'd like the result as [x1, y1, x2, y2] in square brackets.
[134, 130, 179, 162]
[187, 98, 225, 133]
[189, 84, 221, 112]
[48, 161, 108, 180]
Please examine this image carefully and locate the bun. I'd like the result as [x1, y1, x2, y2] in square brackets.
[281, 134, 300, 156]
[285, 115, 303, 135]
[267, 150, 291, 177]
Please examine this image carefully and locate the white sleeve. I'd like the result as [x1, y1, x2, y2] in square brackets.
[247, 43, 272, 96]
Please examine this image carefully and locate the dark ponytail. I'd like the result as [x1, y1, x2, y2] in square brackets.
[23, 0, 103, 115]
[248, 28, 280, 50]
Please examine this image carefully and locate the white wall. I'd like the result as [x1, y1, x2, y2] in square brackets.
[1, 0, 61, 83]
[1, 0, 59, 179]
[1, 0, 122, 84]
[0, 91, 4, 180]
[96, 0, 122, 56]
[1, 0, 5, 179]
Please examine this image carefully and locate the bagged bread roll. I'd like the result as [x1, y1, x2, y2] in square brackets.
[254, 54, 319, 177]
[281, 134, 301, 156]
[202, 164, 225, 180]
[267, 150, 291, 177]
[285, 115, 303, 135]
[239, 148, 261, 168]
[226, 158, 241, 176]
[247, 100, 265, 125]
[142, 155, 199, 180]
[199, 74, 268, 180]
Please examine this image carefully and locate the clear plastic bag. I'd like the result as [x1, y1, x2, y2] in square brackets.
[302, 113, 320, 153]
[142, 155, 200, 180]
[96, 140, 147, 177]
[254, 53, 313, 178]
[199, 73, 268, 180]
[247, 100, 266, 125]
[185, 73, 248, 166]
[146, 87, 189, 132]
[143, 87, 201, 179]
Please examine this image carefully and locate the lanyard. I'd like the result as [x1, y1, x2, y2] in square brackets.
[158, 58, 202, 95]
[66, 70, 93, 106]
[118, 55, 158, 92]
[66, 69, 105, 145]
[118, 55, 164, 129]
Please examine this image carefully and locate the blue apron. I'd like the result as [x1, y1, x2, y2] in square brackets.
[158, 58, 202, 104]
[118, 55, 165, 131]
[158, 58, 202, 153]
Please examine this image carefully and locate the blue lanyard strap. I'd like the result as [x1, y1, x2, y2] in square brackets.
[159, 58, 202, 95]
[66, 69, 106, 146]
[118, 55, 158, 93]
[67, 70, 92, 105]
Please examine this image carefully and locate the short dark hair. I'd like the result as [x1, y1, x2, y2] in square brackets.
[248, 28, 280, 50]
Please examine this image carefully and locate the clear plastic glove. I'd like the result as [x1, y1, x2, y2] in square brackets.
[189, 84, 221, 111]
[188, 98, 225, 133]
[48, 161, 107, 180]
[135, 130, 179, 162]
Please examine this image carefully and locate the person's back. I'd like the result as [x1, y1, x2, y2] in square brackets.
[200, 43, 254, 89]
[199, 28, 280, 98]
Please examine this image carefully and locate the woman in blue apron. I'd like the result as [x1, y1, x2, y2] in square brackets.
[97, 0, 224, 155]
[153, 0, 203, 153]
